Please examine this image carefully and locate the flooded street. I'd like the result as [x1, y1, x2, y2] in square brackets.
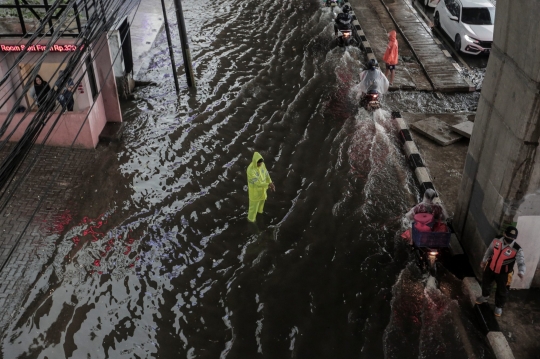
[1, 0, 491, 357]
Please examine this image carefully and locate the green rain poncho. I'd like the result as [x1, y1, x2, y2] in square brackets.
[247, 152, 272, 202]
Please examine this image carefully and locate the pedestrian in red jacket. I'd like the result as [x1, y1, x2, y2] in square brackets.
[383, 30, 398, 86]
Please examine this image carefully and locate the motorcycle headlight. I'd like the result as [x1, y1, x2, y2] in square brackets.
[464, 35, 479, 44]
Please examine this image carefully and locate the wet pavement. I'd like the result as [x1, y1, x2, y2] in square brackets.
[350, 0, 433, 91]
[0, 0, 498, 357]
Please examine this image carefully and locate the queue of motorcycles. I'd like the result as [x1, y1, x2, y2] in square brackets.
[323, 1, 382, 112]
[323, 0, 448, 280]
[325, 0, 344, 8]
[325, 2, 357, 49]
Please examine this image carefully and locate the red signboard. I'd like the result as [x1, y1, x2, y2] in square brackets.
[0, 44, 84, 52]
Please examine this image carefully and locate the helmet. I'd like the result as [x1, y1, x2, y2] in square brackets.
[424, 188, 438, 201]
[342, 4, 352, 13]
[367, 58, 379, 70]
[504, 226, 518, 239]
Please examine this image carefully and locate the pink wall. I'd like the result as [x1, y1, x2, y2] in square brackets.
[0, 102, 107, 148]
[94, 34, 122, 122]
[0, 37, 123, 149]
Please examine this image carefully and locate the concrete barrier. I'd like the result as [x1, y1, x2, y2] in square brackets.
[487, 332, 515, 359]
[462, 277, 482, 307]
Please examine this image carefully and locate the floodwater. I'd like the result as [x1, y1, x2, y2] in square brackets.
[2, 0, 491, 357]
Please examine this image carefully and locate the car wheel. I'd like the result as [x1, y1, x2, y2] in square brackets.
[434, 13, 440, 29]
[454, 34, 461, 52]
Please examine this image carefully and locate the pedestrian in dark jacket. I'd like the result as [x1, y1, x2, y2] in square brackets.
[55, 72, 75, 112]
[30, 75, 52, 109]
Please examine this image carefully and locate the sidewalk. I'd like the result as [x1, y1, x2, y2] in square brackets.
[0, 145, 97, 330]
[349, 0, 432, 91]
[378, 0, 473, 92]
[130, 0, 173, 77]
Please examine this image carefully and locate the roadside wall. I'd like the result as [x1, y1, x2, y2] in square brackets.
[454, 0, 540, 287]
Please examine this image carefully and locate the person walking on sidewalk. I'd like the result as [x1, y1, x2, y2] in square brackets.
[383, 30, 399, 86]
[246, 152, 275, 222]
[476, 226, 526, 317]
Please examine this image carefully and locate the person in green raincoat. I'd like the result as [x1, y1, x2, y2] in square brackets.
[246, 152, 275, 222]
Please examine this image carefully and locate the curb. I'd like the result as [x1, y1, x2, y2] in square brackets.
[391, 112, 516, 359]
[344, 2, 377, 61]
[391, 111, 435, 193]
[462, 277, 515, 359]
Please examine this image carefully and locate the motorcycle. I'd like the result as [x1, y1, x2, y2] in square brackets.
[325, 0, 338, 7]
[360, 90, 381, 111]
[325, 0, 344, 7]
[408, 214, 451, 276]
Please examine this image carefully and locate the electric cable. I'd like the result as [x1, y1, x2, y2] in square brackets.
[0, 0, 134, 191]
[0, 0, 142, 274]
[0, 0, 136, 203]
[0, 0, 125, 139]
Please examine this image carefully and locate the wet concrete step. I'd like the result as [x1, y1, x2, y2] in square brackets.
[99, 122, 124, 144]
[451, 121, 474, 138]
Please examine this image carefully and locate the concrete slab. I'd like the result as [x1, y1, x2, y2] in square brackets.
[401, 112, 474, 216]
[451, 121, 474, 138]
[410, 116, 463, 146]
[487, 332, 515, 359]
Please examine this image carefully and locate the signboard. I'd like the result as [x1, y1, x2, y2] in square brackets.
[0, 44, 84, 52]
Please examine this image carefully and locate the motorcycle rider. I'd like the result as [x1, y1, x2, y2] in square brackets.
[359, 59, 390, 96]
[401, 188, 447, 245]
[334, 5, 353, 37]
[405, 188, 447, 222]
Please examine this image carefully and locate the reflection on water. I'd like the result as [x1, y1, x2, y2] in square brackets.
[2, 0, 490, 357]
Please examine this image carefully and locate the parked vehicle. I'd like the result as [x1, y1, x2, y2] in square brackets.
[434, 0, 495, 55]
[423, 0, 440, 8]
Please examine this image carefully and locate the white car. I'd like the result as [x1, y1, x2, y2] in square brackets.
[434, 0, 495, 55]
[423, 0, 440, 8]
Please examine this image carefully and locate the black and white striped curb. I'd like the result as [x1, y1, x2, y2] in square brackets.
[344, 2, 377, 62]
[391, 111, 435, 194]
